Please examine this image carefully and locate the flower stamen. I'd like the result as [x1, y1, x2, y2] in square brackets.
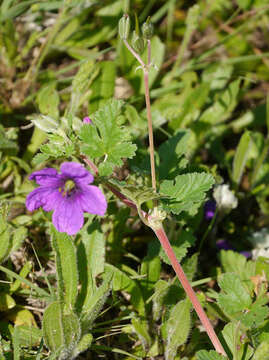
[61, 179, 76, 197]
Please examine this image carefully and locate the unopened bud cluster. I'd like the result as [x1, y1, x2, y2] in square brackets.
[118, 14, 154, 54]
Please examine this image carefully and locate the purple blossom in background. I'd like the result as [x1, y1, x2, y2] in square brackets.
[239, 251, 252, 259]
[216, 240, 252, 259]
[83, 116, 92, 124]
[204, 200, 216, 220]
[26, 162, 107, 235]
[216, 239, 233, 251]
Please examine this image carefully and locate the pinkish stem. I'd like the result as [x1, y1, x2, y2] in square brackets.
[105, 183, 137, 210]
[123, 38, 156, 192]
[144, 69, 156, 192]
[147, 39, 151, 65]
[153, 225, 227, 357]
[123, 39, 145, 68]
[80, 154, 99, 176]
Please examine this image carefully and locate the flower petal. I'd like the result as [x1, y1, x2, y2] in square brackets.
[26, 187, 62, 212]
[60, 162, 94, 185]
[78, 185, 107, 216]
[29, 168, 61, 186]
[52, 196, 84, 235]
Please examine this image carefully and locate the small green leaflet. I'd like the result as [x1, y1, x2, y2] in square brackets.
[32, 134, 75, 165]
[80, 99, 137, 176]
[160, 172, 214, 215]
[109, 179, 161, 208]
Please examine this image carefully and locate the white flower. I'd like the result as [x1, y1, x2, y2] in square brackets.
[252, 248, 269, 260]
[213, 184, 238, 211]
[248, 228, 269, 249]
[248, 228, 269, 260]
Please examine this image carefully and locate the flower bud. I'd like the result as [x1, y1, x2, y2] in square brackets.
[142, 17, 154, 40]
[118, 14, 130, 40]
[83, 116, 92, 124]
[131, 31, 144, 54]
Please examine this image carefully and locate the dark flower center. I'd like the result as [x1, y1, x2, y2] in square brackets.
[61, 179, 76, 197]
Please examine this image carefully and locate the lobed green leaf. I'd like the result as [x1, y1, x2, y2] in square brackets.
[160, 172, 214, 215]
[80, 99, 137, 176]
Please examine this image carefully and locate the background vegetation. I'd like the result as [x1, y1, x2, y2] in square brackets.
[1, 0, 269, 359]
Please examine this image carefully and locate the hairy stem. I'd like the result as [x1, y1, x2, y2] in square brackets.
[123, 39, 145, 67]
[144, 39, 156, 192]
[153, 225, 227, 357]
[144, 69, 156, 192]
[123, 39, 157, 192]
[80, 155, 99, 176]
[80, 153, 225, 355]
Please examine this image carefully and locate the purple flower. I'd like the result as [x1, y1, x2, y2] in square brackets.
[204, 200, 216, 220]
[216, 239, 233, 251]
[240, 251, 252, 259]
[83, 117, 92, 124]
[26, 162, 107, 235]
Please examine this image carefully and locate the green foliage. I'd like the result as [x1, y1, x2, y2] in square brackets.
[219, 250, 255, 292]
[196, 350, 227, 360]
[50, 227, 78, 309]
[232, 131, 252, 186]
[13, 325, 42, 347]
[36, 82, 59, 119]
[160, 172, 215, 215]
[158, 130, 190, 180]
[160, 229, 196, 265]
[237, 0, 252, 10]
[80, 99, 137, 175]
[2, 1, 269, 358]
[252, 341, 269, 360]
[80, 272, 112, 333]
[218, 272, 251, 312]
[32, 133, 76, 165]
[218, 273, 269, 328]
[42, 301, 81, 359]
[38, 225, 113, 358]
[105, 263, 146, 316]
[131, 318, 151, 350]
[0, 125, 18, 155]
[29, 115, 59, 134]
[199, 79, 241, 124]
[69, 60, 98, 116]
[163, 299, 192, 360]
[202, 64, 233, 90]
[221, 322, 253, 360]
[0, 207, 27, 264]
[140, 241, 161, 295]
[169, 83, 210, 129]
[88, 61, 116, 113]
[109, 178, 160, 209]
